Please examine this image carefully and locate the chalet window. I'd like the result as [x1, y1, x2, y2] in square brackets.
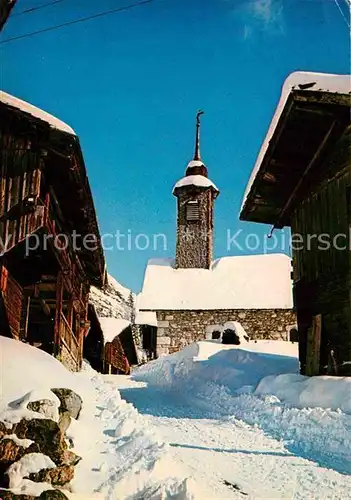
[186, 200, 200, 221]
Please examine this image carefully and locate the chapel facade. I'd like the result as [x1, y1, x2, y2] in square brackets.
[139, 112, 296, 356]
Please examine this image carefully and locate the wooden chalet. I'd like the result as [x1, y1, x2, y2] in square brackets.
[240, 72, 350, 376]
[0, 91, 105, 371]
[84, 305, 130, 374]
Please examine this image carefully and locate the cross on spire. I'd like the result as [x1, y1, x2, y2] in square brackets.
[194, 110, 204, 161]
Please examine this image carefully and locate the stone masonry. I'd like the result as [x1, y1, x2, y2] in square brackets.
[175, 188, 216, 270]
[155, 309, 297, 355]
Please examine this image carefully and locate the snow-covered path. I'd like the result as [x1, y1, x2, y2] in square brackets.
[113, 376, 351, 500]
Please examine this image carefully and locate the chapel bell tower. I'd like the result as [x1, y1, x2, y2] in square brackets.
[173, 111, 219, 269]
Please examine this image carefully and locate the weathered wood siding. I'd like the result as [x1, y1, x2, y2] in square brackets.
[105, 338, 130, 374]
[0, 132, 45, 254]
[291, 125, 351, 374]
[0, 266, 23, 339]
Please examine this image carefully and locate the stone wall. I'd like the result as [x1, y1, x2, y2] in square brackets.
[155, 309, 296, 355]
[175, 188, 215, 269]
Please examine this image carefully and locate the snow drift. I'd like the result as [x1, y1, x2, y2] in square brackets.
[0, 338, 203, 499]
[133, 340, 351, 474]
[133, 340, 351, 413]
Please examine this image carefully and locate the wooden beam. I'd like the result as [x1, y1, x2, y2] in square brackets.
[272, 120, 337, 229]
[23, 295, 31, 340]
[306, 314, 322, 376]
[54, 272, 64, 354]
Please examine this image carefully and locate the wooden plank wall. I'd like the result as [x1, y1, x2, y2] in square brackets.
[105, 339, 129, 374]
[292, 125, 351, 374]
[0, 132, 44, 255]
[0, 266, 23, 339]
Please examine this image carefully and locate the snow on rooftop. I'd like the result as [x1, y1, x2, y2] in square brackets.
[186, 160, 206, 168]
[173, 174, 219, 193]
[0, 91, 76, 136]
[135, 310, 158, 327]
[98, 317, 131, 344]
[241, 71, 351, 211]
[139, 253, 293, 311]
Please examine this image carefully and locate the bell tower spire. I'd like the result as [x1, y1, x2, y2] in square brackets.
[186, 110, 208, 178]
[194, 110, 204, 161]
[173, 111, 219, 269]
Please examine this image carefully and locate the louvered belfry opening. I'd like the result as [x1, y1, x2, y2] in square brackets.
[186, 200, 200, 221]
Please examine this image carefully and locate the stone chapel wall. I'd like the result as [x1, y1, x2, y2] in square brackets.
[155, 309, 297, 355]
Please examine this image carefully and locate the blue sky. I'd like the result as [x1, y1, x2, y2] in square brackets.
[1, 0, 350, 292]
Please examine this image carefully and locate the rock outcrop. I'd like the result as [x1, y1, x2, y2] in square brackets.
[27, 400, 58, 421]
[50, 389, 82, 420]
[0, 489, 69, 499]
[0, 390, 82, 499]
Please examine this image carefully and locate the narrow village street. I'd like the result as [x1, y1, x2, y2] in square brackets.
[1, 3, 350, 500]
[111, 375, 351, 500]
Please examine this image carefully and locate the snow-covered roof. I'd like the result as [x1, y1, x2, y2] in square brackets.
[186, 160, 206, 169]
[0, 91, 76, 136]
[139, 253, 293, 311]
[241, 71, 350, 211]
[98, 317, 131, 344]
[135, 311, 158, 327]
[173, 175, 219, 193]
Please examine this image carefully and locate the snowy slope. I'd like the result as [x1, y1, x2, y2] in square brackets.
[0, 337, 203, 499]
[139, 254, 293, 310]
[90, 273, 132, 320]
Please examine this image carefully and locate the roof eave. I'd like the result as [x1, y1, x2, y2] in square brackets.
[240, 90, 351, 226]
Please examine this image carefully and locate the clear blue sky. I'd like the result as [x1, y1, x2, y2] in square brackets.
[1, 0, 349, 292]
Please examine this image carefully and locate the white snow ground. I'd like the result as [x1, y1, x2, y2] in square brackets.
[0, 337, 201, 499]
[115, 341, 351, 499]
[1, 338, 350, 499]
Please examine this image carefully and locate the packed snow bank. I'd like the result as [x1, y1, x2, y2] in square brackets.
[134, 340, 351, 413]
[256, 373, 351, 414]
[133, 340, 351, 474]
[0, 336, 81, 420]
[0, 338, 204, 499]
[133, 341, 299, 395]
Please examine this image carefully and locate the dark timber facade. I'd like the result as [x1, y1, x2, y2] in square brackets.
[0, 93, 105, 371]
[241, 77, 351, 376]
[0, 0, 16, 31]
